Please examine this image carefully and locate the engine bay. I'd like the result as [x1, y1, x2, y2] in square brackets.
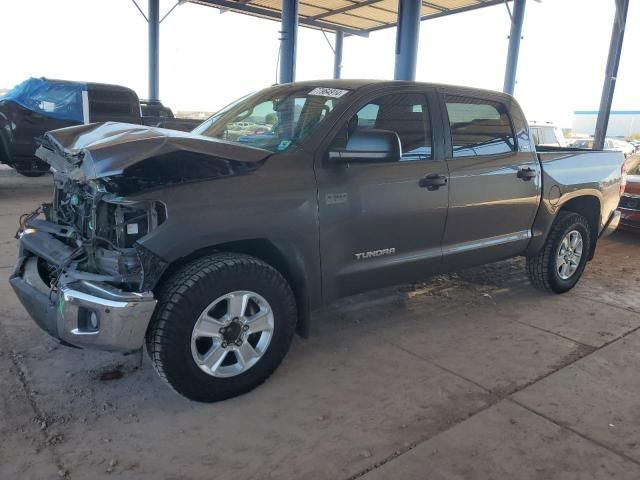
[19, 173, 166, 296]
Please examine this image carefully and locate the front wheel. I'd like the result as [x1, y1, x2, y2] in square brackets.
[146, 253, 297, 402]
[526, 212, 592, 293]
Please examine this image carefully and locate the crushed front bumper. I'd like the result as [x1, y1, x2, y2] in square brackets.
[10, 255, 157, 353]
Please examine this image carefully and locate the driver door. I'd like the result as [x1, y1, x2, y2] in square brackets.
[316, 90, 449, 302]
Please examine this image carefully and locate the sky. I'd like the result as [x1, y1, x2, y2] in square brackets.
[2, 0, 639, 127]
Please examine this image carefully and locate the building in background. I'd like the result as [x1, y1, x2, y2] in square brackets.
[572, 110, 640, 138]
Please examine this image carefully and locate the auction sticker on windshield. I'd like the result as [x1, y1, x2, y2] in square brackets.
[308, 87, 349, 98]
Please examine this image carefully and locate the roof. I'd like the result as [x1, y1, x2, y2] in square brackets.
[188, 0, 506, 36]
[259, 79, 516, 101]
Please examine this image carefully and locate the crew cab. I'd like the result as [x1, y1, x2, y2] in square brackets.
[10, 80, 624, 402]
[0, 77, 200, 176]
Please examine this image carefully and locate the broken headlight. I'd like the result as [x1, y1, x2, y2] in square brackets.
[96, 198, 167, 248]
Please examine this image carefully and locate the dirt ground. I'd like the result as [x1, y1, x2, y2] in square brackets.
[2, 166, 640, 480]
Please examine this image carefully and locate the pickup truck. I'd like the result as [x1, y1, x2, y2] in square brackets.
[10, 80, 624, 402]
[0, 77, 201, 176]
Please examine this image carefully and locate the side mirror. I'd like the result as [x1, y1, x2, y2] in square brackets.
[329, 129, 402, 164]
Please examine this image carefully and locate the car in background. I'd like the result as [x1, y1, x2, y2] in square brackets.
[570, 138, 634, 158]
[0, 77, 201, 176]
[611, 139, 635, 157]
[619, 164, 640, 231]
[140, 99, 201, 132]
[529, 122, 568, 147]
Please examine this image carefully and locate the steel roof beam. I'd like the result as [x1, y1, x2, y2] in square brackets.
[503, 0, 525, 95]
[394, 0, 421, 81]
[279, 0, 298, 83]
[594, 0, 629, 150]
[148, 0, 160, 100]
[333, 30, 344, 79]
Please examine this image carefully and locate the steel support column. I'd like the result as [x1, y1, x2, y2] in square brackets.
[594, 0, 629, 150]
[148, 0, 160, 100]
[394, 0, 421, 81]
[503, 0, 526, 95]
[279, 0, 298, 84]
[333, 30, 344, 79]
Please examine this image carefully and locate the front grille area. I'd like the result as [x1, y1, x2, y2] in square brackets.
[619, 195, 640, 211]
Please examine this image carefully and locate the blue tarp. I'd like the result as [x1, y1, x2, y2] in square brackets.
[1, 77, 86, 122]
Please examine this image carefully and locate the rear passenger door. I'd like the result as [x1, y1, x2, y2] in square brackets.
[316, 89, 449, 301]
[440, 93, 540, 269]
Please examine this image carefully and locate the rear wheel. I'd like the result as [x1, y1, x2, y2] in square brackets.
[146, 253, 297, 402]
[526, 211, 591, 293]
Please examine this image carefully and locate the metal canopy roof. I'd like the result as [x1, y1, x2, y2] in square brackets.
[188, 0, 505, 36]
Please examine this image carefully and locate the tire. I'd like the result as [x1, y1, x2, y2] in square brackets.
[526, 211, 592, 293]
[14, 159, 50, 177]
[146, 253, 297, 402]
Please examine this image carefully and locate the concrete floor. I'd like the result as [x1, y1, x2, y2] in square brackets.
[2, 167, 640, 480]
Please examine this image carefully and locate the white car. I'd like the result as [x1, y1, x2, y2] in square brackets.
[611, 139, 635, 157]
[529, 123, 568, 148]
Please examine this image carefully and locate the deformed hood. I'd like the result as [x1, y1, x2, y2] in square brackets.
[36, 122, 272, 181]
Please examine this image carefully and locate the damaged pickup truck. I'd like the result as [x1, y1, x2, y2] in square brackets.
[11, 80, 624, 402]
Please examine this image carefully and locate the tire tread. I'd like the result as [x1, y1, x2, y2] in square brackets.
[526, 211, 591, 293]
[146, 252, 297, 402]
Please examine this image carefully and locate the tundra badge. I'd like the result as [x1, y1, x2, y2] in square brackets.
[355, 248, 396, 260]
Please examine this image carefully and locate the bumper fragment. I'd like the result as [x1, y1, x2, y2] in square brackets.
[600, 210, 621, 239]
[10, 256, 156, 352]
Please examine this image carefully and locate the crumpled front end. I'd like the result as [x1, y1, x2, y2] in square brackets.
[11, 122, 267, 351]
[9, 153, 166, 352]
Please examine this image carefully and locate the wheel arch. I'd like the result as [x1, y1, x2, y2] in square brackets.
[153, 238, 313, 338]
[556, 195, 601, 259]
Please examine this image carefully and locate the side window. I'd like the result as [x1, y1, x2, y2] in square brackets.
[334, 92, 432, 161]
[445, 96, 515, 158]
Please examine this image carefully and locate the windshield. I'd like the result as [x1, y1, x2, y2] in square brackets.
[192, 86, 350, 153]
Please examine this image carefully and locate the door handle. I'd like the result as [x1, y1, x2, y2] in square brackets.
[517, 167, 536, 181]
[419, 174, 448, 190]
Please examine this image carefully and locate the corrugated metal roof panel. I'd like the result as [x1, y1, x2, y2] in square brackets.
[188, 0, 505, 34]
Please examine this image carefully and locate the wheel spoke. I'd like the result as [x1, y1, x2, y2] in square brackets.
[201, 346, 228, 373]
[575, 239, 583, 255]
[191, 290, 275, 378]
[559, 263, 568, 277]
[236, 341, 259, 367]
[245, 309, 272, 334]
[193, 314, 225, 338]
[228, 292, 249, 318]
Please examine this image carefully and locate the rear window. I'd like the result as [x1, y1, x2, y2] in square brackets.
[445, 96, 515, 157]
[88, 86, 139, 121]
